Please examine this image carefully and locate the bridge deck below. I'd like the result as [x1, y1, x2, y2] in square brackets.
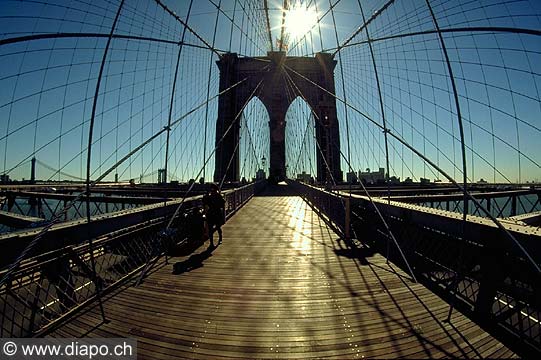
[50, 195, 516, 358]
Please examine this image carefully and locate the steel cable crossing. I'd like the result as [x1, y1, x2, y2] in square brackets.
[0, 2, 536, 260]
[0, 2, 271, 338]
[0, 0, 269, 303]
[2, 1, 538, 186]
[0, 0, 540, 341]
[0, 0, 538, 272]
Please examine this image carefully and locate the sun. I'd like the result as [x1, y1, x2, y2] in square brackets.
[284, 3, 318, 40]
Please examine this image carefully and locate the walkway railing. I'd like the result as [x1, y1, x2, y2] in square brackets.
[291, 180, 541, 354]
[0, 181, 262, 337]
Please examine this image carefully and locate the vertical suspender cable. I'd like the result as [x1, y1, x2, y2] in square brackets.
[329, 0, 354, 238]
[424, 0, 469, 321]
[229, 0, 239, 52]
[263, 0, 274, 51]
[313, 0, 324, 51]
[424, 0, 468, 216]
[164, 0, 194, 184]
[284, 66, 418, 282]
[203, 0, 222, 182]
[278, 0, 289, 52]
[285, 63, 540, 276]
[355, 0, 394, 260]
[84, 0, 126, 322]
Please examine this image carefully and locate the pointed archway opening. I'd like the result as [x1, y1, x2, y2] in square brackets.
[285, 97, 317, 182]
[238, 97, 270, 183]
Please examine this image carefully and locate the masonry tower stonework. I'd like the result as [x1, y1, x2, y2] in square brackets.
[214, 51, 342, 183]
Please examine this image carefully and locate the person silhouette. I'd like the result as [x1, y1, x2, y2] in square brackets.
[202, 183, 225, 246]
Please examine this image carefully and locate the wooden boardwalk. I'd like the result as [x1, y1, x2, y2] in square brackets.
[50, 194, 517, 359]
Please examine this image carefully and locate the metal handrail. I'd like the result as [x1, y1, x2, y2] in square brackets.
[292, 180, 541, 354]
[0, 181, 262, 337]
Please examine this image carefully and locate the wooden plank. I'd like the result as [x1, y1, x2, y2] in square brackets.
[48, 195, 517, 358]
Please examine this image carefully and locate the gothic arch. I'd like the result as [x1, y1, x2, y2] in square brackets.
[284, 96, 318, 179]
[238, 96, 270, 180]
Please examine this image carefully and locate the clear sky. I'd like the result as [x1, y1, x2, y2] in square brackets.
[0, 0, 540, 184]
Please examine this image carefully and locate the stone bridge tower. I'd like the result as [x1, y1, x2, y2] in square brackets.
[214, 51, 342, 183]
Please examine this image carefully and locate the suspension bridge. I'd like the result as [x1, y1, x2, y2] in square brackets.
[0, 0, 540, 358]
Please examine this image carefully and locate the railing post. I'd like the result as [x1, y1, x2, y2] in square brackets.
[511, 195, 517, 217]
[64, 199, 68, 221]
[28, 273, 43, 334]
[345, 197, 350, 240]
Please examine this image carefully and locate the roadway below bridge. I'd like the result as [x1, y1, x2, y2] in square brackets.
[49, 187, 516, 358]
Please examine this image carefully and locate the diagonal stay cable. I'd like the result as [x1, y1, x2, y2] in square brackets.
[263, 0, 274, 51]
[0, 77, 249, 288]
[333, 27, 541, 54]
[354, 0, 399, 262]
[207, 0, 266, 55]
[164, 74, 268, 230]
[218, 82, 269, 188]
[135, 73, 268, 285]
[288, 0, 342, 53]
[283, 66, 417, 281]
[84, 0, 127, 322]
[283, 68, 337, 187]
[164, 0, 194, 185]
[284, 63, 541, 275]
[286, 76, 335, 186]
[331, 0, 395, 57]
[153, 0, 222, 58]
[284, 67, 382, 270]
[283, 67, 366, 251]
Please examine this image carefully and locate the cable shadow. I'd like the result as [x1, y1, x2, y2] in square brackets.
[334, 237, 376, 265]
[310, 201, 469, 358]
[388, 262, 483, 358]
[364, 259, 473, 358]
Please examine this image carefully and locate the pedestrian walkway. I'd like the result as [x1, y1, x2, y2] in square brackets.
[50, 195, 516, 359]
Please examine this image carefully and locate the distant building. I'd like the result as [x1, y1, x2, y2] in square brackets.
[346, 171, 358, 184]
[477, 178, 488, 184]
[358, 167, 385, 184]
[420, 177, 430, 185]
[0, 174, 10, 183]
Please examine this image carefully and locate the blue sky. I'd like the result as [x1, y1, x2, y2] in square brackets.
[0, 0, 540, 184]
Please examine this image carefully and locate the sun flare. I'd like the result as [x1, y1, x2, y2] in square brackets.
[284, 4, 318, 40]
